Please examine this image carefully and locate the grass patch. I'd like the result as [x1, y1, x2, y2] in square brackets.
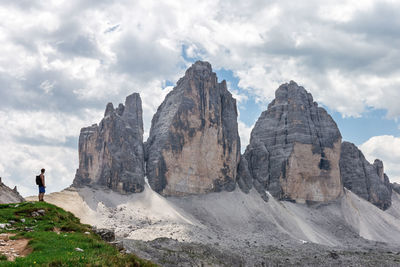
[0, 202, 157, 266]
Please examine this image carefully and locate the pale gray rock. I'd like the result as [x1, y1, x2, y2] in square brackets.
[243, 81, 343, 203]
[0, 177, 25, 204]
[73, 93, 145, 194]
[145, 61, 241, 196]
[340, 142, 392, 210]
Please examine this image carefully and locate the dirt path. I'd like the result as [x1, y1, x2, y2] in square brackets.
[0, 233, 31, 261]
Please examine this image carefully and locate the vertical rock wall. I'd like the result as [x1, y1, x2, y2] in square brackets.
[340, 142, 392, 210]
[243, 81, 343, 203]
[73, 93, 145, 193]
[145, 61, 240, 196]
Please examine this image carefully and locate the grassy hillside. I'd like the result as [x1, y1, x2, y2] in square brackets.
[0, 201, 157, 267]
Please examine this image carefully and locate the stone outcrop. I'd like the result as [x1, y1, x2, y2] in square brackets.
[0, 177, 25, 204]
[392, 183, 400, 195]
[145, 61, 240, 196]
[73, 93, 145, 194]
[340, 142, 392, 210]
[242, 81, 343, 203]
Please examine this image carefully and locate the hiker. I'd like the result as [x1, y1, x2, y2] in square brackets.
[38, 168, 46, 202]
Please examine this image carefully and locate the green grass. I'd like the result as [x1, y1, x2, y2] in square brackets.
[0, 202, 157, 267]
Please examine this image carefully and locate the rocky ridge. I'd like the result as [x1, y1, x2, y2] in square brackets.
[71, 61, 395, 211]
[340, 142, 392, 210]
[241, 81, 343, 203]
[73, 93, 145, 194]
[0, 177, 25, 204]
[145, 61, 240, 196]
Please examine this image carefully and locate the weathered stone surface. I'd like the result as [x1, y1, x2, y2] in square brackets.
[0, 177, 25, 204]
[392, 183, 400, 195]
[236, 157, 253, 194]
[93, 228, 115, 242]
[73, 93, 145, 194]
[340, 142, 392, 210]
[145, 61, 240, 196]
[243, 81, 343, 203]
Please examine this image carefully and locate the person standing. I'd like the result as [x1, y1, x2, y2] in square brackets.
[38, 168, 46, 202]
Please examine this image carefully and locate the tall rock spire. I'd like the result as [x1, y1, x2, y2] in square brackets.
[243, 81, 343, 203]
[73, 93, 145, 193]
[145, 61, 241, 196]
[340, 142, 392, 210]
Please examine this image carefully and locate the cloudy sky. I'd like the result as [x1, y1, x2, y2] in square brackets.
[1, 0, 399, 197]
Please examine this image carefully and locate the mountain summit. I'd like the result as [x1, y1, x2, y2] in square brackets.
[242, 81, 343, 203]
[145, 61, 241, 196]
[73, 93, 145, 193]
[71, 61, 394, 211]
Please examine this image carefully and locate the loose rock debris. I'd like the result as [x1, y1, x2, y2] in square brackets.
[0, 233, 31, 261]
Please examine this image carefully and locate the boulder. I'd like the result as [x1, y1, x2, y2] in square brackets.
[93, 228, 115, 242]
[243, 81, 343, 203]
[145, 61, 241, 196]
[73, 93, 145, 194]
[340, 142, 392, 210]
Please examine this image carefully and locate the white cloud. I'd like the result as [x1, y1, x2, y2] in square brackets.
[1, 0, 400, 196]
[359, 135, 400, 183]
[238, 121, 253, 153]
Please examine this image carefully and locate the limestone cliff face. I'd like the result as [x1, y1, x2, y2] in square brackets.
[0, 177, 25, 204]
[145, 61, 240, 196]
[243, 81, 343, 203]
[73, 93, 145, 193]
[340, 142, 392, 210]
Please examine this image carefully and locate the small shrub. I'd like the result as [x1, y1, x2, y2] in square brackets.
[0, 254, 7, 261]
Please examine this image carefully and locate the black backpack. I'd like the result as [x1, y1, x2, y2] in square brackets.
[36, 175, 41, 185]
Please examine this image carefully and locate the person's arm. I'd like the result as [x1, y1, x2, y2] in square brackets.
[40, 174, 45, 188]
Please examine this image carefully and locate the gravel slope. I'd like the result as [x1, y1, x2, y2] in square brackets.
[27, 185, 400, 266]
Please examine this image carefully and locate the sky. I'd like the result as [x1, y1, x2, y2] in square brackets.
[0, 0, 399, 197]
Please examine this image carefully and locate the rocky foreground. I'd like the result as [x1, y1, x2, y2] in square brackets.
[28, 185, 400, 266]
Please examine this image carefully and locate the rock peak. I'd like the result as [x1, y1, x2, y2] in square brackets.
[340, 142, 392, 210]
[274, 81, 315, 106]
[243, 82, 343, 202]
[0, 177, 25, 204]
[192, 60, 212, 70]
[146, 61, 240, 196]
[104, 103, 114, 116]
[184, 61, 214, 81]
[74, 93, 145, 194]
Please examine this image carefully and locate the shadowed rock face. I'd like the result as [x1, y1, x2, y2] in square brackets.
[340, 142, 392, 210]
[392, 183, 400, 195]
[145, 61, 240, 196]
[243, 81, 343, 203]
[73, 93, 145, 194]
[0, 177, 25, 204]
